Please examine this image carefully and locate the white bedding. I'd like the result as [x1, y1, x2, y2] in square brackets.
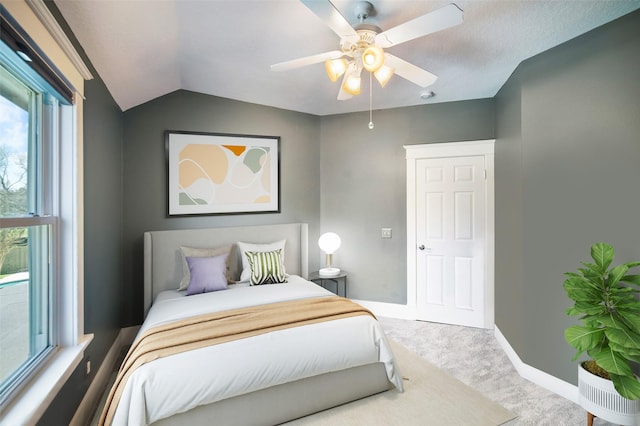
[112, 276, 403, 426]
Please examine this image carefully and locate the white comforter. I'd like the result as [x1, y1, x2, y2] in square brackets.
[111, 276, 403, 425]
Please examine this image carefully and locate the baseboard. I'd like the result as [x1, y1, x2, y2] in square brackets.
[70, 326, 139, 426]
[494, 325, 579, 404]
[351, 299, 416, 320]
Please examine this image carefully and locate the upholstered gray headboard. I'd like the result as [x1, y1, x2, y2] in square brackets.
[143, 223, 309, 315]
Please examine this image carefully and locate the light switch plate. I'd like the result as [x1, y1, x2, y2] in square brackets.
[381, 228, 392, 239]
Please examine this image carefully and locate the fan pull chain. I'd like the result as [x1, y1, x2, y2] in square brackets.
[368, 72, 374, 130]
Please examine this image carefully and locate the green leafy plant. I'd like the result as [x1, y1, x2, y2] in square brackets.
[564, 242, 640, 400]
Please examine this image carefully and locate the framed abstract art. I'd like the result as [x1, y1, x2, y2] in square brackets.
[166, 131, 280, 216]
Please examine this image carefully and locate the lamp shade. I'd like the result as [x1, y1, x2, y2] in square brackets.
[342, 74, 361, 96]
[318, 232, 341, 254]
[318, 232, 341, 277]
[325, 58, 348, 82]
[362, 45, 384, 73]
[374, 65, 395, 88]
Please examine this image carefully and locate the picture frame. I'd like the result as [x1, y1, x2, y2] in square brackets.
[166, 131, 280, 216]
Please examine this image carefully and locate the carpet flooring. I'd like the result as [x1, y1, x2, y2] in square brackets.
[378, 317, 616, 426]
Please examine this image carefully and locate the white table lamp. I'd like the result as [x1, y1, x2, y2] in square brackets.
[318, 232, 341, 277]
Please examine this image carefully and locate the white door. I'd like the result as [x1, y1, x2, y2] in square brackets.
[415, 155, 486, 328]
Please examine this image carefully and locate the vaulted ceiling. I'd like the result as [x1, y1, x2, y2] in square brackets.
[54, 0, 639, 115]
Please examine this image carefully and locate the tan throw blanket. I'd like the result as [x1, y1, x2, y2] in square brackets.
[100, 296, 374, 426]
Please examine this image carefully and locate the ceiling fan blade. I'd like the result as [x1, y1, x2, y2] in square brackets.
[271, 50, 344, 72]
[300, 0, 358, 43]
[384, 53, 437, 87]
[375, 3, 463, 48]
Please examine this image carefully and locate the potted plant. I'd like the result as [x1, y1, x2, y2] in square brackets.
[564, 242, 640, 424]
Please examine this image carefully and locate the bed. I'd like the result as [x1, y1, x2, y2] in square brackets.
[100, 223, 402, 426]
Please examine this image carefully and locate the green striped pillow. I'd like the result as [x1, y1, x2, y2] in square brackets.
[246, 249, 287, 285]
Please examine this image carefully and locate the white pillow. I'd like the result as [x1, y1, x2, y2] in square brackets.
[237, 240, 286, 282]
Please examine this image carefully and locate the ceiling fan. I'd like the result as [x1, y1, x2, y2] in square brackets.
[271, 0, 464, 101]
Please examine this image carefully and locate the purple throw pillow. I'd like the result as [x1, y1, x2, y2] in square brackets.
[185, 254, 228, 295]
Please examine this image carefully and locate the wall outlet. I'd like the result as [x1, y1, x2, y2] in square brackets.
[381, 228, 392, 239]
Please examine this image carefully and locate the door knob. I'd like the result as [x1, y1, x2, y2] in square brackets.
[418, 245, 425, 250]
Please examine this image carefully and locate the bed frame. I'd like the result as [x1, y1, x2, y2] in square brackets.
[144, 222, 309, 315]
[142, 223, 393, 425]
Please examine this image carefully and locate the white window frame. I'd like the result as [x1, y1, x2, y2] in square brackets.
[0, 1, 93, 424]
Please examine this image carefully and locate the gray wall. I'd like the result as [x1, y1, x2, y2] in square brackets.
[119, 93, 495, 323]
[495, 9, 640, 384]
[495, 71, 525, 356]
[319, 100, 495, 303]
[121, 91, 322, 325]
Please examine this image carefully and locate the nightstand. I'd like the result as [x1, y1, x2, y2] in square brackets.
[309, 271, 348, 297]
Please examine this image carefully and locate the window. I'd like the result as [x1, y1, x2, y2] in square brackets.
[0, 42, 62, 408]
[0, 4, 87, 417]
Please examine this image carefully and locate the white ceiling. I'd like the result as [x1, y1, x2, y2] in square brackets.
[54, 0, 639, 116]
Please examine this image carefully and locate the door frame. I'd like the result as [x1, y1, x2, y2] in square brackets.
[405, 140, 495, 328]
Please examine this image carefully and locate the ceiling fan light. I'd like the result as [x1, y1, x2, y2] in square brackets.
[343, 75, 361, 95]
[374, 65, 395, 88]
[362, 45, 385, 73]
[325, 58, 348, 82]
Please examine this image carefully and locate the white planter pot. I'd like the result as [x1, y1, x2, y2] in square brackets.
[578, 363, 640, 425]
